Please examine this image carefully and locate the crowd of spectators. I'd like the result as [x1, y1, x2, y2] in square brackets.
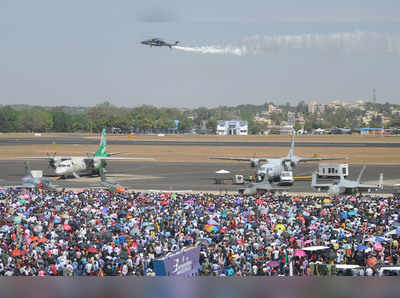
[0, 188, 399, 276]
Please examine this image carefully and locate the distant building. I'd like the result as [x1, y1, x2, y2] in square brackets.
[360, 128, 384, 135]
[217, 121, 248, 135]
[264, 125, 293, 135]
[308, 100, 318, 114]
[267, 104, 282, 114]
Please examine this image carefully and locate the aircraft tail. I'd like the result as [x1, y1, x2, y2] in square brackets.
[94, 128, 108, 157]
[357, 165, 367, 184]
[288, 130, 295, 158]
[24, 161, 32, 177]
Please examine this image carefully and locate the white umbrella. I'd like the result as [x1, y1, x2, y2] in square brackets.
[386, 229, 400, 236]
[216, 169, 230, 174]
[364, 236, 391, 242]
[303, 246, 329, 251]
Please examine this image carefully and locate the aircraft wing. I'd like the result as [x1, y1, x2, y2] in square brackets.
[93, 157, 155, 161]
[108, 152, 122, 156]
[16, 156, 72, 160]
[209, 157, 269, 162]
[16, 156, 54, 160]
[297, 157, 347, 163]
[209, 157, 253, 161]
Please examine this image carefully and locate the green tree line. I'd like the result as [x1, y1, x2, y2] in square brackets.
[1, 101, 399, 133]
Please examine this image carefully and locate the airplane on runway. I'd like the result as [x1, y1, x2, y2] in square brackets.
[141, 38, 179, 48]
[19, 128, 154, 178]
[210, 130, 346, 185]
[12, 162, 59, 190]
[311, 165, 384, 195]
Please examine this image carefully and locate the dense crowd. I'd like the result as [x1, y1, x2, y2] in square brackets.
[0, 188, 399, 276]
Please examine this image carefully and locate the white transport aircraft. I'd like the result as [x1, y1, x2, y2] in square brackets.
[210, 130, 346, 185]
[19, 128, 154, 178]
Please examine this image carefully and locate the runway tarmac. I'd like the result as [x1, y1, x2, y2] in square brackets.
[0, 160, 398, 193]
[1, 137, 400, 148]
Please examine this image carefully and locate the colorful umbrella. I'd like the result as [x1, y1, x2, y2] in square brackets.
[267, 260, 280, 268]
[292, 197, 301, 202]
[275, 224, 286, 231]
[294, 249, 306, 257]
[308, 224, 318, 230]
[0, 226, 10, 232]
[386, 229, 400, 236]
[297, 216, 305, 223]
[88, 247, 98, 253]
[161, 200, 169, 206]
[11, 249, 25, 257]
[356, 245, 368, 251]
[62, 224, 72, 231]
[365, 236, 391, 243]
[373, 242, 383, 252]
[256, 199, 264, 205]
[205, 224, 219, 233]
[116, 186, 126, 193]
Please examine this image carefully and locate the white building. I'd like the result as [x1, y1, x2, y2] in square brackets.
[217, 121, 248, 135]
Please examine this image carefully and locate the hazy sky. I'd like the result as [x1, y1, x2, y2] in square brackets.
[1, 0, 400, 108]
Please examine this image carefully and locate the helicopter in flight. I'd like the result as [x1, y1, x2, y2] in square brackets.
[141, 38, 179, 48]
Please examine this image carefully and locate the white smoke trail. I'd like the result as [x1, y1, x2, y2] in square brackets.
[174, 32, 400, 56]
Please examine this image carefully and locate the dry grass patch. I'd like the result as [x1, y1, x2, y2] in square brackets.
[2, 144, 400, 165]
[1, 132, 400, 143]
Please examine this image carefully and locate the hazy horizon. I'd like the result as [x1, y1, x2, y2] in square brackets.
[1, 1, 400, 108]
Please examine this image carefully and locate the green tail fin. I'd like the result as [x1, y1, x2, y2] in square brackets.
[94, 128, 108, 157]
